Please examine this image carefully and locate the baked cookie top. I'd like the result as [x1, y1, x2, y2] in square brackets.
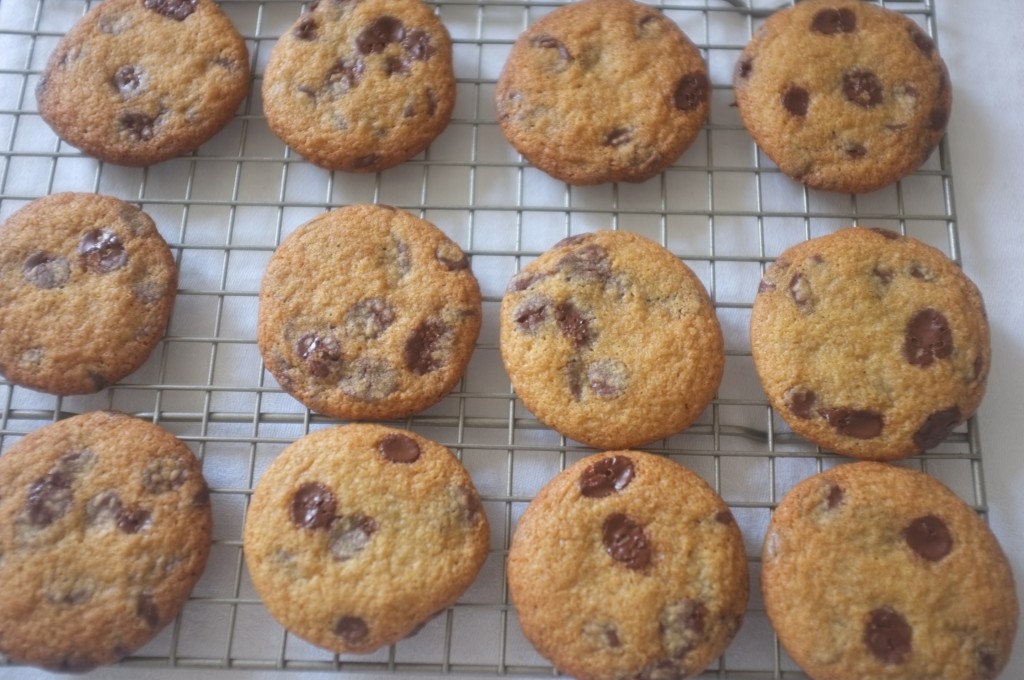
[262, 0, 455, 172]
[508, 450, 748, 680]
[750, 227, 988, 460]
[257, 204, 481, 420]
[36, 0, 250, 166]
[0, 193, 177, 395]
[733, 0, 951, 193]
[243, 423, 490, 654]
[500, 230, 723, 450]
[0, 411, 212, 672]
[762, 462, 1018, 680]
[495, 0, 710, 185]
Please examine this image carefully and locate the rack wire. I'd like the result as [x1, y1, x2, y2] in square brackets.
[0, 0, 980, 677]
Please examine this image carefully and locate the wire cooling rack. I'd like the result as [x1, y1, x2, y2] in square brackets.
[0, 0, 983, 677]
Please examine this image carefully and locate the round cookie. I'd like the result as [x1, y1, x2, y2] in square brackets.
[0, 193, 178, 395]
[500, 230, 723, 450]
[750, 227, 989, 460]
[733, 0, 952, 193]
[262, 0, 455, 172]
[0, 411, 213, 672]
[257, 204, 481, 420]
[495, 0, 710, 185]
[36, 0, 250, 166]
[243, 423, 490, 654]
[508, 450, 748, 680]
[762, 462, 1018, 680]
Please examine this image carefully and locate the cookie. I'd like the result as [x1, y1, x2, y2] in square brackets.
[36, 0, 250, 166]
[733, 0, 952, 193]
[500, 230, 723, 450]
[257, 204, 481, 420]
[261, 0, 455, 172]
[0, 411, 213, 672]
[762, 462, 1018, 680]
[243, 423, 489, 654]
[750, 227, 989, 460]
[0, 193, 178, 395]
[495, 0, 710, 185]
[508, 450, 748, 680]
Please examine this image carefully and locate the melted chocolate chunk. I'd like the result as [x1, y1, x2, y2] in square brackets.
[904, 308, 953, 367]
[112, 65, 144, 96]
[507, 271, 544, 293]
[587, 359, 628, 399]
[605, 127, 632, 147]
[557, 242, 611, 284]
[532, 35, 572, 65]
[116, 505, 152, 534]
[715, 509, 734, 525]
[871, 228, 901, 240]
[23, 252, 70, 289]
[290, 482, 337, 530]
[296, 332, 342, 378]
[913, 406, 961, 451]
[143, 0, 197, 21]
[826, 483, 844, 510]
[378, 433, 420, 463]
[357, 16, 406, 54]
[903, 514, 952, 561]
[345, 298, 395, 340]
[384, 56, 408, 77]
[843, 70, 884, 108]
[137, 593, 160, 628]
[819, 408, 884, 439]
[119, 112, 158, 140]
[435, 241, 469, 271]
[811, 7, 857, 35]
[79, 229, 128, 273]
[736, 58, 753, 79]
[929, 106, 950, 132]
[582, 621, 621, 649]
[404, 318, 451, 375]
[554, 301, 594, 349]
[784, 387, 817, 420]
[325, 58, 365, 92]
[788, 272, 813, 309]
[660, 599, 707, 658]
[602, 513, 651, 571]
[513, 296, 550, 332]
[845, 143, 867, 159]
[864, 607, 912, 664]
[329, 514, 377, 561]
[674, 72, 709, 112]
[334, 615, 369, 644]
[908, 26, 935, 55]
[26, 471, 73, 527]
[782, 86, 809, 116]
[579, 455, 635, 498]
[294, 16, 318, 41]
[401, 29, 434, 61]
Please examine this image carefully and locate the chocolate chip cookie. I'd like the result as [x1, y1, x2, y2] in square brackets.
[508, 450, 748, 680]
[733, 0, 952, 193]
[36, 0, 250, 166]
[262, 0, 455, 172]
[495, 0, 710, 185]
[500, 230, 723, 450]
[750, 227, 989, 460]
[243, 423, 490, 654]
[0, 193, 177, 395]
[0, 411, 212, 672]
[257, 204, 481, 420]
[762, 462, 1018, 680]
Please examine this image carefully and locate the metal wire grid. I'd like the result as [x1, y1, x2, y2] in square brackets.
[0, 0, 982, 677]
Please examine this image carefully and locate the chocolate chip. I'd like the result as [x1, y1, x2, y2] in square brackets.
[294, 16, 318, 40]
[142, 456, 188, 493]
[555, 301, 594, 349]
[334, 615, 369, 644]
[23, 252, 70, 289]
[845, 143, 867, 158]
[137, 593, 160, 628]
[660, 599, 707, 658]
[903, 514, 952, 561]
[587, 359, 628, 399]
[582, 621, 621, 649]
[826, 483, 844, 510]
[112, 65, 144, 96]
[532, 34, 572, 65]
[904, 308, 952, 367]
[79, 229, 128, 273]
[116, 505, 152, 534]
[843, 70, 884, 108]
[143, 0, 197, 21]
[912, 406, 961, 451]
[788, 272, 813, 309]
[602, 513, 651, 571]
[819, 408, 884, 439]
[513, 296, 550, 332]
[378, 433, 420, 463]
[119, 112, 158, 140]
[345, 298, 395, 340]
[557, 242, 611, 284]
[435, 241, 469, 271]
[26, 471, 73, 527]
[784, 387, 817, 419]
[811, 8, 857, 35]
[579, 455, 635, 498]
[404, 318, 451, 374]
[329, 514, 377, 561]
[290, 482, 337, 530]
[736, 58, 753, 79]
[325, 58, 365, 92]
[296, 332, 343, 378]
[715, 509, 734, 525]
[908, 26, 935, 55]
[782, 86, 809, 116]
[673, 72, 709, 112]
[864, 607, 912, 664]
[426, 88, 438, 116]
[929, 106, 950, 132]
[605, 127, 632, 147]
[339, 357, 398, 401]
[357, 16, 405, 54]
[401, 29, 434, 61]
